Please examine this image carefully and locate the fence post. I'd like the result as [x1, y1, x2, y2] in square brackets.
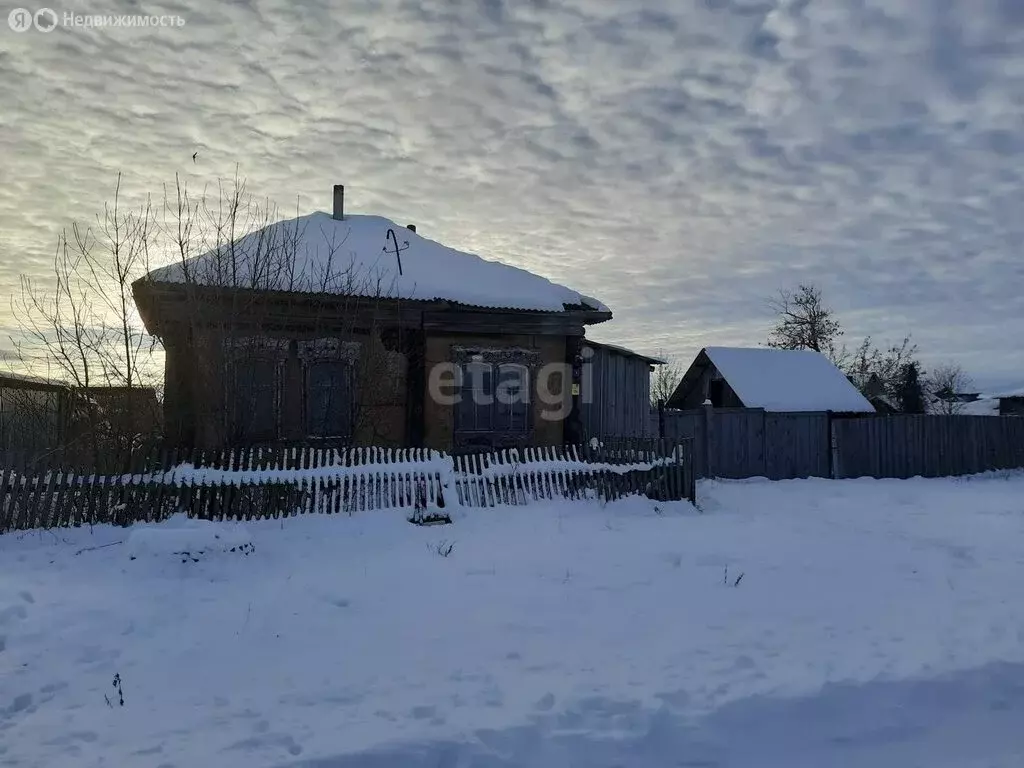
[703, 400, 714, 479]
[658, 399, 665, 439]
[760, 408, 768, 478]
[829, 414, 840, 479]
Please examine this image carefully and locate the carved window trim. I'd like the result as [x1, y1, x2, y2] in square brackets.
[222, 337, 287, 443]
[450, 346, 542, 369]
[451, 346, 538, 449]
[298, 338, 361, 439]
[296, 338, 360, 363]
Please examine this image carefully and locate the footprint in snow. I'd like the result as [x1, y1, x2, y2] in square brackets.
[535, 693, 556, 711]
[9, 693, 33, 714]
[0, 605, 28, 627]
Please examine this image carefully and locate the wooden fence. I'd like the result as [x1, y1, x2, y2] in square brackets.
[453, 439, 694, 507]
[0, 438, 695, 534]
[655, 408, 831, 479]
[652, 407, 1024, 481]
[831, 415, 1024, 479]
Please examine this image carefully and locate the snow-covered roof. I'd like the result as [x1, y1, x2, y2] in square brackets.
[702, 347, 876, 413]
[990, 387, 1024, 399]
[583, 339, 665, 365]
[958, 397, 1001, 416]
[0, 370, 69, 389]
[145, 212, 609, 314]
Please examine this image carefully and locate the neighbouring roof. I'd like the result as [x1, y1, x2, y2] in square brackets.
[583, 339, 665, 365]
[993, 388, 1024, 399]
[144, 212, 609, 315]
[958, 397, 1001, 416]
[0, 371, 69, 391]
[672, 347, 876, 413]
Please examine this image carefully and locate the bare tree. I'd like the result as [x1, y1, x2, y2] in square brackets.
[767, 284, 845, 363]
[845, 335, 921, 410]
[149, 172, 400, 448]
[15, 170, 409, 464]
[11, 175, 161, 467]
[926, 362, 974, 415]
[650, 350, 683, 407]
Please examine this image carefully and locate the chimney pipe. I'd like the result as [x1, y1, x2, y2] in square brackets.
[406, 224, 416, 233]
[333, 185, 344, 220]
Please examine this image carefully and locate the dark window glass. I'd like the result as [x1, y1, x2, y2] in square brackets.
[307, 361, 352, 438]
[496, 364, 529, 433]
[455, 361, 530, 438]
[456, 361, 493, 433]
[234, 358, 277, 440]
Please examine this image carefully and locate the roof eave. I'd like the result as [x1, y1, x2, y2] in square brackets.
[134, 278, 611, 335]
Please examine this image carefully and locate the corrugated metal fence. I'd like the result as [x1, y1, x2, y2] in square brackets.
[654, 408, 1024, 480]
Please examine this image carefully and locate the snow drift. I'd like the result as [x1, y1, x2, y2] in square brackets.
[2, 474, 1024, 767]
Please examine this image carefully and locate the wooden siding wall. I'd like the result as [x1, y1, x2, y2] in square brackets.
[653, 408, 1024, 480]
[580, 345, 652, 439]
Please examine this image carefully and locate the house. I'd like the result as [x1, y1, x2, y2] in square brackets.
[852, 372, 897, 414]
[0, 373, 66, 456]
[0, 373, 160, 461]
[998, 394, 1024, 416]
[666, 347, 876, 413]
[934, 390, 981, 404]
[132, 185, 611, 451]
[579, 340, 663, 438]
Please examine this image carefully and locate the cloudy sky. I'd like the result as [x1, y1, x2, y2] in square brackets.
[2, 0, 1023, 390]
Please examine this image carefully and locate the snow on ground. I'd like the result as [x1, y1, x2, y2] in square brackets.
[2, 474, 1024, 767]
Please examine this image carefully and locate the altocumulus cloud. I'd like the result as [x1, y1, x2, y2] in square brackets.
[1, 0, 1023, 388]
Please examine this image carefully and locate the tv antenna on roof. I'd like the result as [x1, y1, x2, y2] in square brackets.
[383, 229, 410, 276]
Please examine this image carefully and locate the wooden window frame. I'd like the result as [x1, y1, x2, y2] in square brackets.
[298, 339, 361, 441]
[452, 347, 538, 448]
[223, 337, 288, 443]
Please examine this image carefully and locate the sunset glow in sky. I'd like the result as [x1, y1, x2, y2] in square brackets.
[2, 0, 1023, 389]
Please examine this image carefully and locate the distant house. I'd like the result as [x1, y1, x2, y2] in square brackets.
[934, 390, 981, 404]
[0, 373, 66, 456]
[666, 347, 876, 413]
[855, 373, 897, 414]
[133, 185, 611, 451]
[80, 386, 162, 439]
[0, 373, 160, 461]
[999, 395, 1024, 416]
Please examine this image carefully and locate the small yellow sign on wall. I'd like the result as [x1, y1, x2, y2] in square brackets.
[571, 383, 580, 396]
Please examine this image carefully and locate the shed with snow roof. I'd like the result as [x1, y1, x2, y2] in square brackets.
[666, 347, 876, 413]
[579, 340, 663, 439]
[133, 185, 611, 451]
